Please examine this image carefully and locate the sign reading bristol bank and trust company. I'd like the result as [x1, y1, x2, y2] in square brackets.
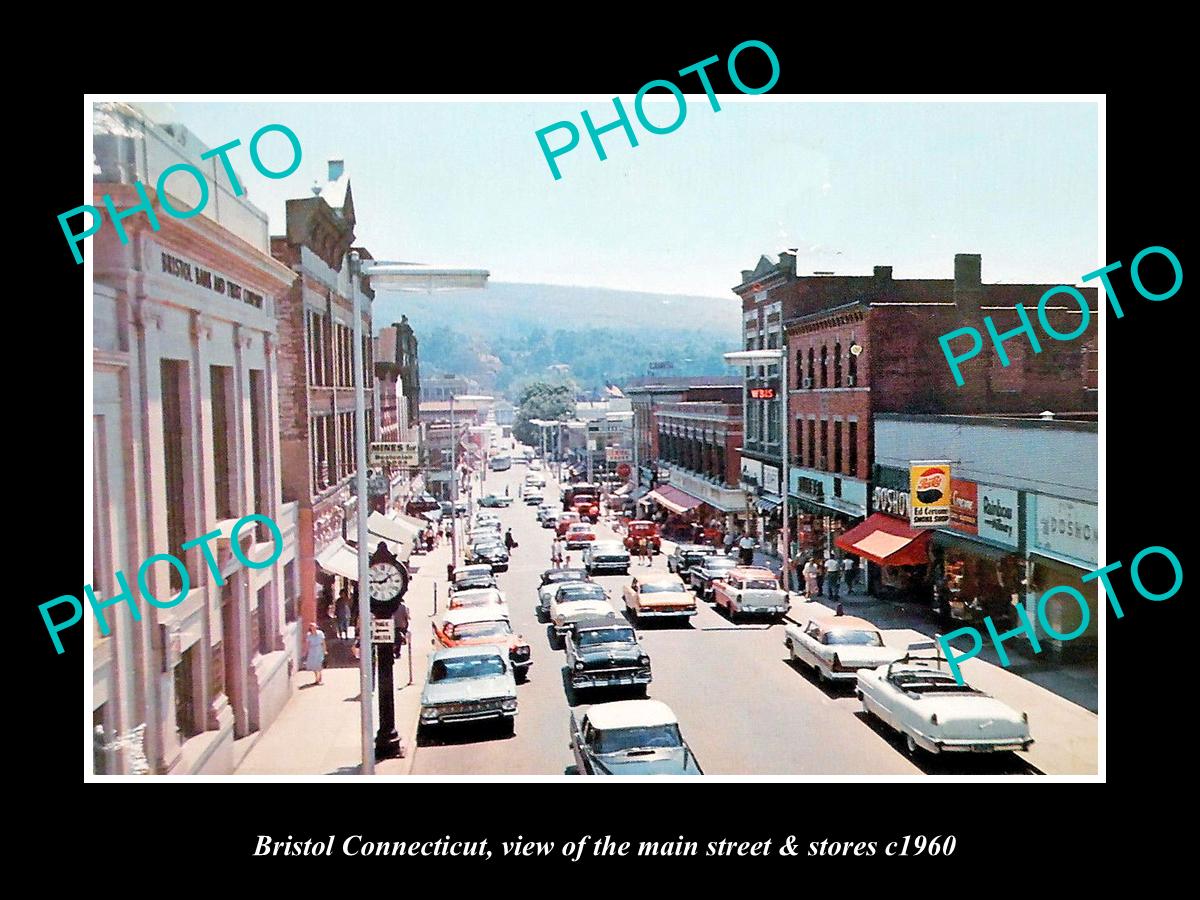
[908, 461, 952, 527]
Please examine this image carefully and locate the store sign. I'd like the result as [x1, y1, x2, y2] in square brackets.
[370, 442, 419, 466]
[949, 479, 978, 534]
[606, 447, 632, 462]
[1032, 494, 1097, 565]
[159, 250, 264, 309]
[741, 458, 763, 487]
[977, 485, 1019, 547]
[873, 486, 909, 518]
[909, 461, 952, 527]
[749, 387, 776, 399]
[762, 464, 780, 495]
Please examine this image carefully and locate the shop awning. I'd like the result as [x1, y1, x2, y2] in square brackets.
[613, 483, 633, 497]
[646, 485, 703, 515]
[757, 494, 783, 514]
[315, 539, 361, 582]
[368, 511, 419, 545]
[835, 513, 931, 566]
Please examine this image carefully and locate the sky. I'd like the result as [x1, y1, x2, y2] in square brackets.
[137, 99, 1099, 299]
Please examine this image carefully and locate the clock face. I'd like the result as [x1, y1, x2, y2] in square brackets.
[368, 561, 405, 601]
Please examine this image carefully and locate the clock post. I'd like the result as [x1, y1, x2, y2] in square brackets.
[367, 541, 409, 760]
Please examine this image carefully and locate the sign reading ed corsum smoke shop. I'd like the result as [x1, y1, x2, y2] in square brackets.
[909, 461, 952, 527]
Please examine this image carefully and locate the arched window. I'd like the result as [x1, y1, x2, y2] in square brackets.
[807, 347, 815, 387]
[834, 342, 843, 388]
[848, 342, 858, 384]
[820, 346, 828, 388]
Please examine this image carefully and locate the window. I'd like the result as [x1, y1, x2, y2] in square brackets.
[249, 370, 266, 528]
[210, 365, 234, 520]
[834, 342, 842, 387]
[284, 560, 297, 623]
[767, 399, 780, 444]
[162, 360, 190, 590]
[257, 585, 271, 655]
[174, 645, 199, 739]
[322, 316, 333, 386]
[819, 419, 829, 470]
[806, 347, 814, 386]
[795, 417, 804, 465]
[833, 420, 843, 473]
[849, 421, 858, 477]
[820, 346, 828, 388]
[807, 417, 815, 467]
[848, 345, 858, 384]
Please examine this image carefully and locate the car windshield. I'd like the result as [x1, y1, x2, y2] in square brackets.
[823, 630, 884, 647]
[702, 557, 737, 570]
[745, 579, 779, 590]
[593, 724, 683, 754]
[450, 621, 511, 640]
[640, 582, 683, 593]
[593, 543, 625, 554]
[452, 592, 500, 608]
[455, 577, 493, 590]
[578, 627, 636, 647]
[547, 569, 587, 583]
[429, 655, 506, 681]
[560, 586, 607, 601]
[891, 672, 984, 694]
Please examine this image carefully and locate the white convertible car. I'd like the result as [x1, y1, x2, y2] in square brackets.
[784, 616, 906, 682]
[856, 643, 1034, 757]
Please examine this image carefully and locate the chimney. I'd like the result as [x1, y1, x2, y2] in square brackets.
[778, 251, 796, 275]
[873, 266, 892, 280]
[741, 269, 754, 283]
[328, 159, 345, 181]
[953, 253, 982, 314]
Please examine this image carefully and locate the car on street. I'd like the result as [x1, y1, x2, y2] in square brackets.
[447, 586, 510, 617]
[478, 494, 512, 508]
[622, 573, 697, 622]
[529, 459, 543, 471]
[419, 645, 518, 737]
[537, 504, 558, 527]
[406, 493, 441, 516]
[565, 616, 651, 695]
[524, 489, 545, 505]
[537, 568, 591, 619]
[432, 607, 531, 682]
[470, 541, 510, 572]
[711, 566, 790, 621]
[468, 526, 501, 545]
[784, 616, 905, 684]
[549, 583, 615, 644]
[856, 642, 1034, 757]
[622, 520, 661, 554]
[569, 700, 703, 775]
[582, 540, 631, 575]
[666, 543, 711, 577]
[565, 523, 597, 549]
[524, 473, 546, 488]
[690, 554, 740, 600]
[570, 492, 600, 522]
[450, 564, 498, 595]
[555, 511, 582, 536]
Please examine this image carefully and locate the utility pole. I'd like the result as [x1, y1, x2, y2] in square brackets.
[350, 254, 374, 775]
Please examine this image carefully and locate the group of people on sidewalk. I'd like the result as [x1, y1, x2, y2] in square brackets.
[795, 554, 859, 600]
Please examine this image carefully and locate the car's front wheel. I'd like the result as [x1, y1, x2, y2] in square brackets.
[904, 734, 920, 757]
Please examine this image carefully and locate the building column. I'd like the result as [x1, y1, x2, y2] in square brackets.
[229, 324, 253, 738]
[187, 311, 217, 736]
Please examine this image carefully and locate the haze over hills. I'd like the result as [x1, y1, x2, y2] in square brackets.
[373, 282, 741, 396]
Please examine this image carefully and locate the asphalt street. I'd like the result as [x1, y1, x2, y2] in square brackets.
[411, 457, 1035, 775]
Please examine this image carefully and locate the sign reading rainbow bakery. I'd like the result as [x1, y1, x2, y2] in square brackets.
[908, 461, 952, 527]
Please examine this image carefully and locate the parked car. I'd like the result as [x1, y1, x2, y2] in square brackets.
[470, 541, 510, 572]
[432, 607, 531, 682]
[538, 504, 558, 527]
[711, 566, 790, 621]
[447, 586, 510, 617]
[565, 616, 651, 695]
[524, 489, 545, 505]
[478, 494, 512, 508]
[537, 568, 591, 619]
[583, 540, 631, 575]
[555, 511, 582, 536]
[450, 564, 498, 595]
[419, 645, 518, 737]
[666, 543, 711, 576]
[622, 520, 661, 554]
[856, 642, 1034, 757]
[569, 700, 703, 775]
[565, 523, 597, 549]
[690, 555, 740, 600]
[784, 616, 905, 684]
[406, 493, 440, 516]
[622, 573, 697, 622]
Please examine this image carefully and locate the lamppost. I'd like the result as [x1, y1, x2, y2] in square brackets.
[724, 348, 790, 594]
[349, 254, 488, 774]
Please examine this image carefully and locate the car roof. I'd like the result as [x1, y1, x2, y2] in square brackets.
[809, 615, 877, 630]
[557, 582, 604, 594]
[454, 564, 492, 578]
[591, 540, 625, 548]
[729, 567, 777, 578]
[677, 544, 709, 552]
[431, 643, 508, 661]
[451, 587, 503, 600]
[585, 699, 678, 730]
[573, 614, 631, 631]
[636, 573, 687, 587]
[544, 568, 588, 579]
[441, 607, 512, 626]
[701, 554, 737, 564]
[567, 522, 593, 530]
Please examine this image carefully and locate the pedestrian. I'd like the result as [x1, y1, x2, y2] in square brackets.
[638, 536, 649, 566]
[738, 533, 755, 566]
[303, 622, 327, 685]
[504, 528, 517, 553]
[803, 557, 820, 599]
[843, 556, 858, 594]
[335, 587, 351, 639]
[789, 556, 803, 594]
[551, 537, 562, 568]
[827, 555, 843, 599]
[835, 602, 844, 616]
[504, 485, 509, 497]
[815, 557, 826, 597]
[724, 530, 736, 556]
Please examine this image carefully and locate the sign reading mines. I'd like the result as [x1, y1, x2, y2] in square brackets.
[38, 514, 283, 654]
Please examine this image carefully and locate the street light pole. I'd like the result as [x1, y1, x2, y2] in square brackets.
[450, 394, 458, 567]
[350, 253, 374, 775]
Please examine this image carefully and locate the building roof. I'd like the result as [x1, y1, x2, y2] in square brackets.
[585, 699, 679, 730]
[875, 412, 1097, 431]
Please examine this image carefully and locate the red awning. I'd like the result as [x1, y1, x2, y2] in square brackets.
[835, 513, 931, 566]
[645, 485, 703, 515]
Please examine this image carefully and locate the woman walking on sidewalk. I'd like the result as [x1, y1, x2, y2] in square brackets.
[803, 557, 819, 599]
[304, 623, 327, 686]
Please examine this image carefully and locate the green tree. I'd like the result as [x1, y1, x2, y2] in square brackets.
[513, 380, 575, 446]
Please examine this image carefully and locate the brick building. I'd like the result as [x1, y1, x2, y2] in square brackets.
[652, 395, 746, 524]
[625, 375, 741, 488]
[271, 160, 377, 630]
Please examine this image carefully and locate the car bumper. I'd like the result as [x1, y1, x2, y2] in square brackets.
[571, 669, 652, 688]
[420, 707, 517, 725]
[588, 561, 629, 571]
[565, 541, 591, 549]
[910, 729, 1034, 754]
[634, 608, 698, 618]
[733, 605, 789, 617]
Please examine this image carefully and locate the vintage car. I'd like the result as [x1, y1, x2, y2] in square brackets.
[689, 554, 740, 600]
[538, 504, 558, 527]
[528, 459, 543, 471]
[405, 493, 441, 516]
[524, 473, 546, 488]
[622, 520, 661, 554]
[555, 511, 582, 536]
[469, 541, 509, 572]
[666, 543, 711, 576]
[561, 482, 601, 511]
[856, 642, 1034, 757]
[784, 616, 905, 683]
[711, 566, 790, 621]
[549, 583, 615, 642]
[582, 540, 631, 575]
[564, 523, 597, 549]
[450, 564, 498, 595]
[571, 493, 600, 522]
[569, 700, 703, 775]
[478, 494, 512, 508]
[432, 607, 531, 682]
[537, 568, 592, 619]
[622, 573, 697, 621]
[447, 586, 510, 617]
[565, 615, 651, 694]
[419, 645, 518, 736]
[524, 489, 545, 505]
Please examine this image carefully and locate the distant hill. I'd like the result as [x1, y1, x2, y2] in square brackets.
[372, 281, 740, 339]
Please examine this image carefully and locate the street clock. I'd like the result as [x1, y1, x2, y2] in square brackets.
[367, 542, 409, 617]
